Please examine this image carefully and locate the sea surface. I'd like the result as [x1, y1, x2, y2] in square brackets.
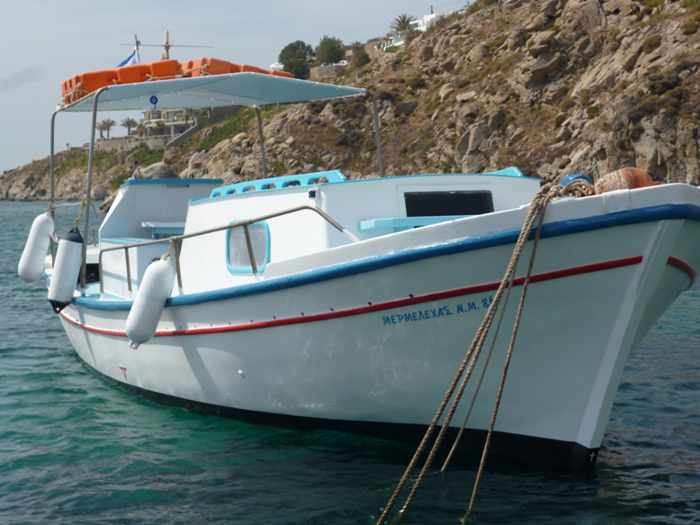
[0, 201, 698, 524]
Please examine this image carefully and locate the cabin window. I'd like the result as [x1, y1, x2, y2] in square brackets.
[404, 191, 494, 217]
[226, 222, 270, 274]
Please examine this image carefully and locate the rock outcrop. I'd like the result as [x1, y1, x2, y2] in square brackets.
[3, 0, 700, 201]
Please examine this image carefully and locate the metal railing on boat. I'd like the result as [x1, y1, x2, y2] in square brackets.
[97, 204, 359, 294]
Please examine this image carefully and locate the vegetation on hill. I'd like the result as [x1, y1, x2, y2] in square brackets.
[278, 40, 314, 79]
[316, 36, 345, 65]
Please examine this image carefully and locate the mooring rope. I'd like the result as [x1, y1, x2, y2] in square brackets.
[463, 183, 559, 522]
[375, 176, 562, 525]
[439, 264, 517, 473]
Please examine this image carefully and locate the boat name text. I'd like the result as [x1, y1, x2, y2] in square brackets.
[382, 296, 494, 326]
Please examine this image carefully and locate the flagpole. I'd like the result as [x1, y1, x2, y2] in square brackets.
[134, 34, 141, 64]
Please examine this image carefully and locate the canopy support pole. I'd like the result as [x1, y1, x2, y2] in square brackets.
[255, 106, 268, 178]
[80, 87, 108, 293]
[48, 108, 63, 265]
[371, 97, 385, 177]
[48, 109, 62, 219]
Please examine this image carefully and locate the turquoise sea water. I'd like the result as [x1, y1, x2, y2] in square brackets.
[1, 201, 698, 524]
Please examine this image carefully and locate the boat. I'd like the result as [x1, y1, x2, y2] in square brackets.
[18, 62, 700, 471]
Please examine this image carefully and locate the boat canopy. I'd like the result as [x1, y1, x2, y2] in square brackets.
[62, 73, 367, 112]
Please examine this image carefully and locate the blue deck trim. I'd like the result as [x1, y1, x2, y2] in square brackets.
[150, 227, 185, 239]
[73, 203, 700, 312]
[101, 237, 161, 245]
[209, 170, 346, 199]
[122, 178, 223, 187]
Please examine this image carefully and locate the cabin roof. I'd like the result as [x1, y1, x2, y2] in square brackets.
[209, 170, 346, 198]
[62, 73, 367, 112]
[191, 167, 537, 206]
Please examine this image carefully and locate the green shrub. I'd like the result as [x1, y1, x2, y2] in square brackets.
[56, 150, 118, 179]
[485, 34, 507, 54]
[406, 76, 427, 90]
[351, 42, 370, 68]
[278, 40, 313, 79]
[682, 19, 699, 34]
[641, 34, 662, 53]
[466, 0, 498, 14]
[560, 97, 576, 111]
[199, 109, 255, 151]
[587, 104, 601, 118]
[129, 144, 164, 166]
[316, 36, 345, 65]
[636, 0, 664, 8]
[109, 168, 131, 190]
[270, 160, 286, 175]
[579, 89, 591, 106]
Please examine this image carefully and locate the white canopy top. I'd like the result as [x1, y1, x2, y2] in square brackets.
[63, 73, 367, 112]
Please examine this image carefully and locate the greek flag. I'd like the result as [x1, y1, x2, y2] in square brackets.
[117, 48, 140, 67]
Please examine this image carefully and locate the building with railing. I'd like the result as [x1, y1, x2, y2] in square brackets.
[142, 109, 194, 138]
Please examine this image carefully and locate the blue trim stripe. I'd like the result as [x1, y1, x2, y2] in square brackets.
[102, 237, 168, 245]
[73, 203, 700, 312]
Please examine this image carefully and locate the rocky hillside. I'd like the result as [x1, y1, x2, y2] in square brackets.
[3, 0, 700, 201]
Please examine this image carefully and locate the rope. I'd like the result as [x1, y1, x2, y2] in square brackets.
[73, 197, 87, 229]
[463, 184, 558, 522]
[561, 179, 594, 198]
[375, 177, 561, 525]
[439, 265, 517, 473]
[443, 182, 567, 473]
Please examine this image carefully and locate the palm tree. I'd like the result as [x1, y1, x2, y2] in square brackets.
[391, 13, 415, 33]
[100, 119, 116, 139]
[121, 117, 138, 136]
[97, 121, 105, 140]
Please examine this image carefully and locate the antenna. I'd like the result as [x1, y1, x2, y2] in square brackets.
[120, 31, 212, 60]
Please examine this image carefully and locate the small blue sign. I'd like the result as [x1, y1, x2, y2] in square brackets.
[149, 95, 158, 106]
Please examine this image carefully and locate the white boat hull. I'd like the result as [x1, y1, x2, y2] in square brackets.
[56, 208, 700, 469]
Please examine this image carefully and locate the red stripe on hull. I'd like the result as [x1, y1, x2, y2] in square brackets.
[667, 256, 696, 283]
[60, 256, 644, 338]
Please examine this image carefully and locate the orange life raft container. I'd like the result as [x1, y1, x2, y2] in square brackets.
[148, 59, 181, 80]
[181, 57, 240, 77]
[61, 57, 295, 105]
[594, 167, 659, 194]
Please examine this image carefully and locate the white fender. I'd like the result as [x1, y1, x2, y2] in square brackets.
[126, 258, 176, 348]
[48, 229, 84, 313]
[18, 212, 54, 282]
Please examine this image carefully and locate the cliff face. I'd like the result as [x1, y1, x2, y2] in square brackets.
[3, 0, 700, 201]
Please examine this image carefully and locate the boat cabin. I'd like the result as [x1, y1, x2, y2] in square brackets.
[97, 168, 539, 298]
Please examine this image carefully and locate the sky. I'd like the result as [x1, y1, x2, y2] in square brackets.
[0, 0, 466, 172]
